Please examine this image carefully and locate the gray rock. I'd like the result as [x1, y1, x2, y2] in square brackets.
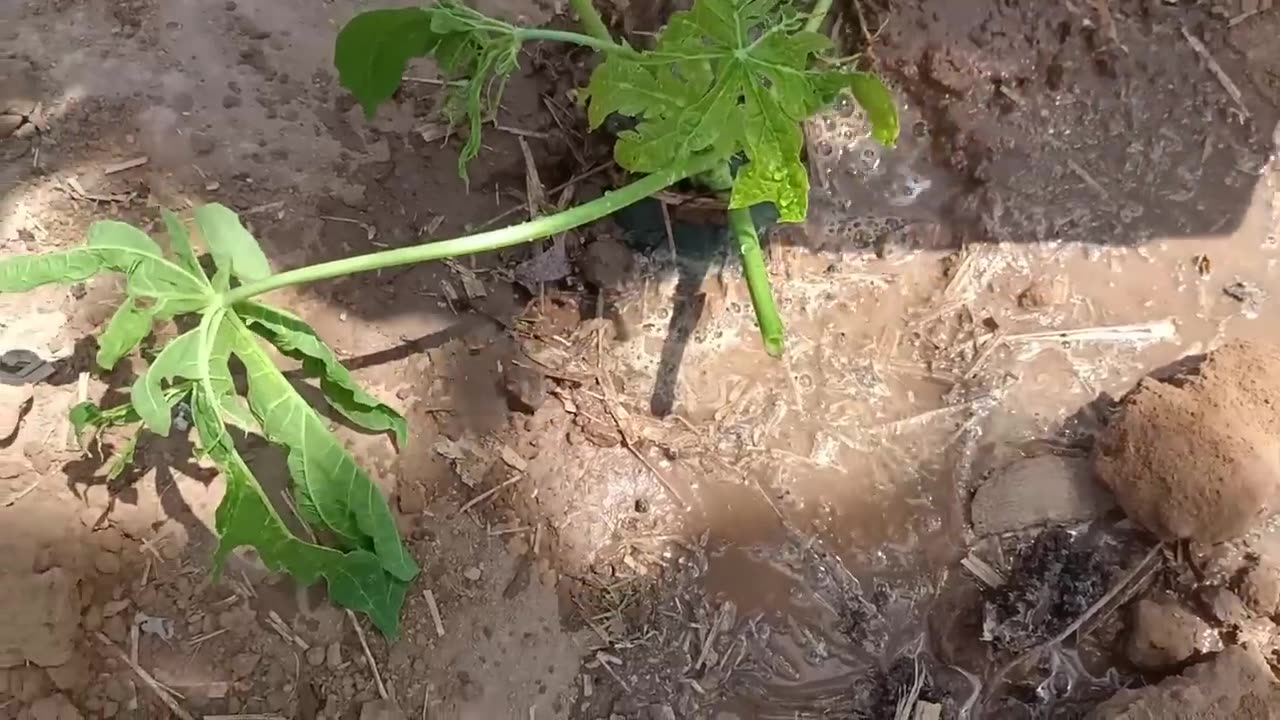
[971, 455, 1115, 535]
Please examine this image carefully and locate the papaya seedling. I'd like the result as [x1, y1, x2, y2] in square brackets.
[0, 0, 896, 636]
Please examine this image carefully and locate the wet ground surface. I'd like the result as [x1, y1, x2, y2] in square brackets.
[3, 0, 1280, 718]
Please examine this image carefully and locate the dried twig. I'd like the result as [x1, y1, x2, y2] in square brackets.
[1181, 27, 1250, 119]
[95, 632, 195, 720]
[103, 156, 149, 175]
[961, 554, 1007, 589]
[1, 479, 39, 507]
[204, 715, 286, 720]
[423, 589, 446, 638]
[477, 163, 613, 230]
[347, 610, 389, 700]
[1004, 319, 1177, 345]
[459, 474, 523, 514]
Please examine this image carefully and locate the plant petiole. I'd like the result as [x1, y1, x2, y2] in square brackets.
[567, 0, 615, 45]
[728, 208, 784, 357]
[222, 161, 708, 304]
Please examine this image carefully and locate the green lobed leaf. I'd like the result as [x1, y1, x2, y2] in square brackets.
[194, 204, 273, 288]
[583, 0, 899, 221]
[96, 298, 155, 370]
[335, 2, 521, 182]
[231, 323, 418, 583]
[105, 426, 142, 482]
[335, 7, 442, 117]
[194, 386, 408, 637]
[130, 327, 204, 436]
[70, 400, 140, 438]
[162, 209, 210, 284]
[0, 220, 206, 299]
[239, 302, 407, 445]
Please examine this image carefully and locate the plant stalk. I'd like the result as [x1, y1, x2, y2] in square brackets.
[515, 28, 634, 57]
[567, 0, 614, 44]
[223, 165, 697, 305]
[805, 0, 834, 32]
[728, 208, 784, 357]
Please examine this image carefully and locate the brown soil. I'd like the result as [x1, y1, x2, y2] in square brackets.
[2, 0, 1280, 718]
[1094, 341, 1280, 543]
[1089, 645, 1280, 720]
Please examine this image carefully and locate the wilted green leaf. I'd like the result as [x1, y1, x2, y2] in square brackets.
[195, 387, 408, 637]
[162, 209, 209, 284]
[105, 426, 141, 482]
[240, 302, 406, 444]
[130, 326, 205, 436]
[335, 7, 442, 116]
[846, 72, 899, 147]
[583, 0, 899, 221]
[232, 324, 417, 582]
[335, 1, 520, 181]
[194, 204, 273, 288]
[96, 298, 155, 370]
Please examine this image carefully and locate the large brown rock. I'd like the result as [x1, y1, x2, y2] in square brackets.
[1090, 645, 1280, 719]
[1094, 342, 1280, 543]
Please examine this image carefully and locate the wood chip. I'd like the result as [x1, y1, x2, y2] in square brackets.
[102, 156, 149, 174]
[961, 553, 1007, 589]
[423, 589, 445, 639]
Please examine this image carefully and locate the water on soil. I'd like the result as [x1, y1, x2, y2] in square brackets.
[2, 0, 1280, 718]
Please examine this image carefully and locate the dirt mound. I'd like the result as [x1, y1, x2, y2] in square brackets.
[1088, 645, 1280, 719]
[1094, 342, 1280, 543]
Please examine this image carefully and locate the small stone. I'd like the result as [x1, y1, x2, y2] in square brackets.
[647, 705, 676, 720]
[397, 480, 426, 515]
[325, 642, 342, 669]
[1127, 596, 1212, 670]
[462, 566, 482, 582]
[1018, 275, 1071, 309]
[306, 645, 326, 667]
[45, 656, 88, 691]
[81, 606, 102, 632]
[359, 699, 407, 720]
[94, 552, 122, 575]
[231, 652, 262, 678]
[503, 362, 547, 414]
[1199, 586, 1250, 626]
[93, 527, 125, 553]
[102, 615, 127, 644]
[970, 455, 1116, 535]
[30, 693, 82, 720]
[222, 94, 242, 109]
[1242, 561, 1280, 617]
[22, 438, 51, 474]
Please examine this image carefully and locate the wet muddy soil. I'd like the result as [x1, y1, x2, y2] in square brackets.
[3, 0, 1280, 718]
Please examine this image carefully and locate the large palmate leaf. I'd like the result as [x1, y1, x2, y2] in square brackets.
[195, 386, 408, 637]
[239, 302, 407, 444]
[335, 1, 522, 180]
[231, 323, 417, 582]
[0, 207, 417, 635]
[583, 0, 900, 222]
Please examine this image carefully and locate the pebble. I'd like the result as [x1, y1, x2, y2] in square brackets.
[325, 642, 342, 669]
[463, 567, 482, 582]
[1241, 561, 1280, 617]
[231, 652, 262, 679]
[102, 615, 127, 644]
[1127, 596, 1211, 670]
[1200, 586, 1251, 626]
[94, 552, 122, 575]
[306, 645, 327, 667]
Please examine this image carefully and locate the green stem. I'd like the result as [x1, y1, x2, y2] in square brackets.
[222, 165, 696, 305]
[515, 28, 635, 57]
[728, 208, 784, 358]
[567, 0, 614, 44]
[805, 0, 834, 32]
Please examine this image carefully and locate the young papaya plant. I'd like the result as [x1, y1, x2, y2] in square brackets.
[0, 0, 896, 637]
